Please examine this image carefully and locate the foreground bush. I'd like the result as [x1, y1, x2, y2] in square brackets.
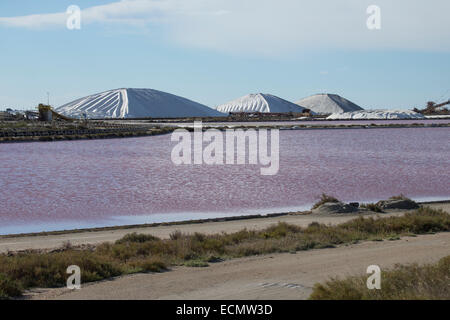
[310, 255, 450, 300]
[0, 274, 22, 299]
[0, 206, 448, 299]
[0, 250, 124, 293]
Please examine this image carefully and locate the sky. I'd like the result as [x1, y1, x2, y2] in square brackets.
[0, 0, 449, 110]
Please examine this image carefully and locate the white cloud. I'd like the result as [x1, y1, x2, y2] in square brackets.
[0, 11, 66, 29]
[0, 0, 172, 28]
[1, 0, 449, 55]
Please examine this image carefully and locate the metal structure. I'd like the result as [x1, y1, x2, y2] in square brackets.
[434, 100, 450, 109]
[38, 104, 74, 122]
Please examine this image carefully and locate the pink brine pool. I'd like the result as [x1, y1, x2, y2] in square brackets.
[0, 127, 449, 234]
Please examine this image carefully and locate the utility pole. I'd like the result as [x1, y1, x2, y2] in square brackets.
[47, 92, 50, 106]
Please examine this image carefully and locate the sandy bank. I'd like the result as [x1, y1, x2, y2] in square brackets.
[1, 202, 448, 254]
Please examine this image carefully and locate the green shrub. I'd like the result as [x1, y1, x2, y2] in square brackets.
[0, 274, 22, 300]
[115, 233, 160, 244]
[128, 258, 167, 273]
[184, 260, 209, 268]
[1, 250, 123, 288]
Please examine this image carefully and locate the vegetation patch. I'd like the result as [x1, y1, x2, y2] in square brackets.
[184, 260, 210, 268]
[0, 207, 448, 299]
[310, 255, 450, 300]
[115, 233, 161, 244]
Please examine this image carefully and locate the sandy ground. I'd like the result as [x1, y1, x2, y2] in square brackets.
[26, 232, 449, 300]
[1, 203, 448, 254]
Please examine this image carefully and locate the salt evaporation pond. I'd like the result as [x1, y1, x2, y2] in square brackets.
[0, 127, 449, 234]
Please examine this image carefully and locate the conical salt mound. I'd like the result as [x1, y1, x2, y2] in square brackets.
[296, 93, 363, 115]
[216, 93, 308, 113]
[56, 88, 225, 118]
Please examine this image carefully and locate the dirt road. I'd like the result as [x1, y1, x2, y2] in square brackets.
[27, 232, 450, 300]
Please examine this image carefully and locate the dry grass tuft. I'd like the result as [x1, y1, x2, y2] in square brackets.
[312, 194, 340, 210]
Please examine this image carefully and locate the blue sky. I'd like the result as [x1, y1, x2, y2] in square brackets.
[0, 0, 449, 110]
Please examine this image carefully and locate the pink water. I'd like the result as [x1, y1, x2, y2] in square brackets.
[0, 127, 449, 234]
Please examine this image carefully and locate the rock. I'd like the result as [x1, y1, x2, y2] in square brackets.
[376, 198, 419, 210]
[312, 202, 359, 214]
